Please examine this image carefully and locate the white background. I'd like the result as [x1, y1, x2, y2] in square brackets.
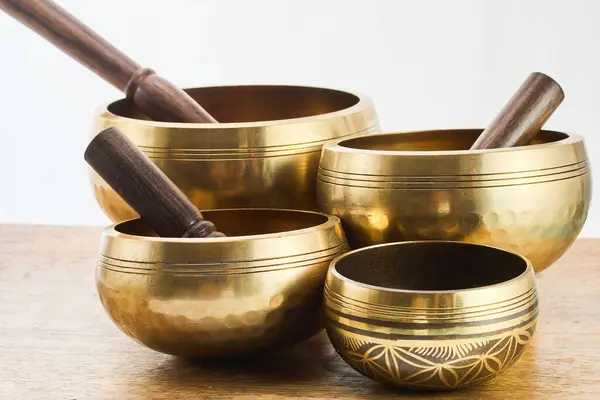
[0, 0, 597, 236]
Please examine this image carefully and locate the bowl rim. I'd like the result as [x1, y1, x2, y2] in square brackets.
[326, 128, 584, 156]
[96, 84, 373, 129]
[328, 240, 534, 295]
[103, 207, 342, 244]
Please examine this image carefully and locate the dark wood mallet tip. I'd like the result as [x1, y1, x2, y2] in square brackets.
[470, 72, 564, 150]
[84, 127, 225, 238]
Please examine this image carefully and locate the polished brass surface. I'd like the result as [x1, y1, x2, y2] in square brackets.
[90, 85, 380, 222]
[317, 129, 591, 273]
[96, 208, 348, 358]
[324, 241, 538, 391]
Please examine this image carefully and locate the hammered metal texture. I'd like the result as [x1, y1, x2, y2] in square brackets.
[317, 129, 591, 273]
[96, 209, 348, 358]
[323, 241, 538, 391]
[90, 85, 380, 222]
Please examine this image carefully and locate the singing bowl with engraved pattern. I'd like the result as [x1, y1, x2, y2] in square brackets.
[317, 129, 591, 273]
[90, 85, 379, 222]
[96, 208, 348, 358]
[324, 241, 538, 391]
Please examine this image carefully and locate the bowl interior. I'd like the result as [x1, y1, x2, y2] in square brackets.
[334, 242, 527, 291]
[338, 129, 569, 151]
[108, 85, 360, 123]
[114, 209, 330, 237]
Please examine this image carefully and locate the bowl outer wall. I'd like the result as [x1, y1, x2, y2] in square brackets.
[316, 129, 592, 272]
[89, 85, 380, 222]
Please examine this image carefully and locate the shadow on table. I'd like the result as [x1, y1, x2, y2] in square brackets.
[160, 334, 333, 383]
[130, 333, 538, 398]
[129, 332, 391, 397]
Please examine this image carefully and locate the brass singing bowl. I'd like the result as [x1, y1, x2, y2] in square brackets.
[317, 129, 591, 273]
[90, 85, 379, 222]
[96, 208, 348, 358]
[324, 241, 538, 391]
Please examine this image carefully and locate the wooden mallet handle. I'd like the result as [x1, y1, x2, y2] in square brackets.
[84, 127, 225, 238]
[470, 72, 564, 149]
[0, 0, 217, 124]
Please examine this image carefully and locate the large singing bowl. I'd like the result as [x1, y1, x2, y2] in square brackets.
[90, 85, 379, 222]
[317, 129, 591, 273]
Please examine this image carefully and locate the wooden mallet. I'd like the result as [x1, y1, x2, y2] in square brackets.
[0, 0, 217, 124]
[84, 127, 224, 238]
[470, 72, 564, 150]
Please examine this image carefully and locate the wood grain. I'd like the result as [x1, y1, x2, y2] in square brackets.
[470, 72, 564, 149]
[0, 0, 217, 123]
[84, 127, 224, 238]
[0, 224, 598, 399]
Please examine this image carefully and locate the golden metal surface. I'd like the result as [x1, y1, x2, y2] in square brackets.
[324, 241, 538, 391]
[96, 209, 348, 358]
[90, 85, 380, 222]
[317, 129, 591, 273]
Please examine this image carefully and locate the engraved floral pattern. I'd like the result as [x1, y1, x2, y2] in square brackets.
[328, 324, 535, 390]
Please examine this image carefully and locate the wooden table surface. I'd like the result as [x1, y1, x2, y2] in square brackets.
[0, 224, 598, 399]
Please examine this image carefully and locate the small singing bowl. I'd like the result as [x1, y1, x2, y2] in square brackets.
[324, 241, 538, 391]
[90, 85, 379, 223]
[96, 208, 348, 358]
[317, 129, 591, 273]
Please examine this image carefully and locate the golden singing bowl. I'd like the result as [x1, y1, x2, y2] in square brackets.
[317, 129, 591, 273]
[324, 241, 538, 391]
[96, 208, 348, 358]
[90, 85, 379, 222]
